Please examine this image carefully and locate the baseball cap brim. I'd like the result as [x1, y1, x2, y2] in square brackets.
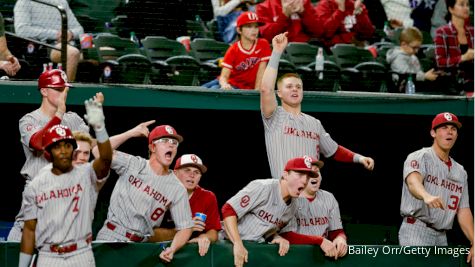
[433, 121, 462, 130]
[176, 163, 207, 174]
[291, 168, 318, 178]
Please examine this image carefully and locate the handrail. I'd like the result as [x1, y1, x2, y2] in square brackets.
[31, 0, 68, 74]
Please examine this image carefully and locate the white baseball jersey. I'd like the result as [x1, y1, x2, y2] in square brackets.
[400, 147, 469, 230]
[281, 190, 343, 236]
[19, 108, 89, 182]
[262, 106, 339, 179]
[22, 163, 106, 248]
[225, 179, 298, 242]
[96, 151, 193, 241]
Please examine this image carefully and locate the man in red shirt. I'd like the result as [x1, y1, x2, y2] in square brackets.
[315, 0, 375, 48]
[256, 0, 322, 43]
[150, 154, 222, 257]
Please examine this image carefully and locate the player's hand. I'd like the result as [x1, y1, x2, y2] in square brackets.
[233, 242, 248, 267]
[84, 95, 105, 131]
[320, 238, 338, 259]
[221, 83, 233, 90]
[272, 32, 288, 54]
[56, 87, 69, 117]
[462, 48, 474, 62]
[332, 236, 348, 258]
[270, 235, 290, 256]
[467, 245, 474, 266]
[159, 247, 175, 262]
[192, 216, 206, 232]
[128, 120, 155, 138]
[189, 234, 211, 256]
[423, 195, 445, 210]
[359, 156, 375, 171]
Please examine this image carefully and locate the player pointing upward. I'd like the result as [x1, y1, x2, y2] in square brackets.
[259, 32, 375, 179]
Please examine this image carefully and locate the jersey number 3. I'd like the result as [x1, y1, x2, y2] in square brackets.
[447, 195, 459, 210]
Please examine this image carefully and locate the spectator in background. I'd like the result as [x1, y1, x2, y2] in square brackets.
[434, 0, 473, 94]
[0, 12, 21, 76]
[431, 0, 448, 38]
[256, 0, 321, 43]
[212, 0, 259, 43]
[386, 27, 439, 92]
[150, 154, 221, 257]
[410, 0, 438, 34]
[14, 0, 83, 81]
[202, 12, 271, 90]
[314, 0, 375, 48]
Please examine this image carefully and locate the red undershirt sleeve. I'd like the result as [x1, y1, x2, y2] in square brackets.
[280, 231, 323, 245]
[328, 229, 346, 241]
[332, 145, 355, 163]
[221, 203, 237, 219]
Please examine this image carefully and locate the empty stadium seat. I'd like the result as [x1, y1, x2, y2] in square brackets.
[284, 42, 323, 67]
[302, 60, 341, 92]
[141, 36, 201, 86]
[93, 34, 151, 84]
[340, 61, 388, 92]
[331, 44, 375, 69]
[189, 38, 229, 83]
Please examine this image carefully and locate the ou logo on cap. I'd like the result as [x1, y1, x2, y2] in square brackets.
[55, 126, 66, 137]
[303, 155, 312, 168]
[443, 112, 453, 121]
[165, 125, 174, 134]
[190, 154, 198, 163]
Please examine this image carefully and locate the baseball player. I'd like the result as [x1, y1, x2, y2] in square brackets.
[399, 112, 473, 265]
[19, 96, 112, 267]
[150, 154, 221, 256]
[94, 121, 193, 263]
[259, 32, 375, 179]
[8, 69, 90, 242]
[281, 159, 348, 259]
[222, 156, 337, 267]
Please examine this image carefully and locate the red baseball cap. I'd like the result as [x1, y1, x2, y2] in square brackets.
[148, 125, 183, 144]
[38, 69, 72, 89]
[236, 12, 264, 28]
[284, 156, 318, 177]
[174, 154, 207, 174]
[431, 112, 462, 130]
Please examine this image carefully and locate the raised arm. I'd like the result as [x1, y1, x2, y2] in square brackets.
[83, 93, 112, 179]
[260, 32, 288, 117]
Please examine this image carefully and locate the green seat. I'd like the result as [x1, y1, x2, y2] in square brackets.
[190, 38, 229, 82]
[141, 36, 201, 85]
[284, 42, 326, 68]
[301, 60, 341, 92]
[93, 34, 151, 84]
[330, 44, 375, 69]
[186, 20, 213, 39]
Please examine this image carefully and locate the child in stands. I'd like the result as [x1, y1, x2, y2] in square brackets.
[202, 11, 271, 90]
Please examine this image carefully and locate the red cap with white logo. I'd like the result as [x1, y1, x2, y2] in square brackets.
[284, 156, 318, 177]
[148, 125, 183, 144]
[431, 112, 462, 130]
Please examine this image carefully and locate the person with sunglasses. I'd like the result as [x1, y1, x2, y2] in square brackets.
[94, 121, 193, 263]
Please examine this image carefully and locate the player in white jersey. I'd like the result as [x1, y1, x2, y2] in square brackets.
[94, 121, 194, 263]
[281, 158, 348, 258]
[19, 96, 112, 267]
[8, 70, 90, 242]
[398, 112, 473, 265]
[259, 32, 375, 179]
[222, 156, 338, 267]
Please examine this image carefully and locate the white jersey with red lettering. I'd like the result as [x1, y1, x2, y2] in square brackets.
[225, 179, 297, 242]
[399, 147, 469, 245]
[281, 190, 343, 236]
[22, 163, 105, 264]
[96, 151, 193, 242]
[19, 109, 89, 182]
[263, 106, 339, 179]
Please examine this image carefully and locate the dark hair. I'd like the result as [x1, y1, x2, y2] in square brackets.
[445, 0, 457, 22]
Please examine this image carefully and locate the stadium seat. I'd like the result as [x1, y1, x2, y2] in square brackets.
[93, 34, 151, 84]
[340, 61, 388, 92]
[277, 59, 297, 78]
[189, 38, 229, 83]
[186, 19, 213, 40]
[301, 60, 341, 92]
[141, 36, 201, 86]
[284, 42, 324, 67]
[330, 44, 375, 69]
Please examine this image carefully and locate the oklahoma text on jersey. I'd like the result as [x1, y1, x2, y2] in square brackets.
[36, 183, 83, 204]
[283, 126, 320, 140]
